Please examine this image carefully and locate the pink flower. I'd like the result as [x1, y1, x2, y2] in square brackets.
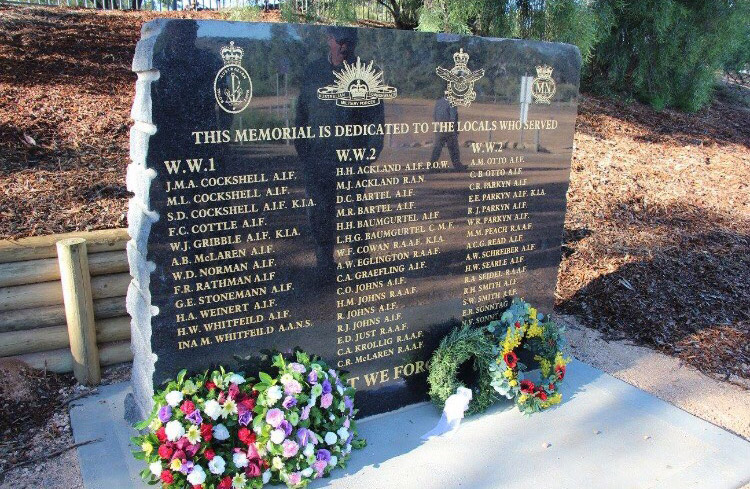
[312, 460, 327, 478]
[288, 472, 302, 485]
[282, 439, 299, 458]
[266, 408, 284, 428]
[320, 393, 333, 409]
[283, 379, 302, 396]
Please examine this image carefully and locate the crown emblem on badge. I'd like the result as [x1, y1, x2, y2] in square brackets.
[220, 41, 244, 66]
[317, 57, 397, 108]
[535, 65, 554, 79]
[452, 49, 471, 68]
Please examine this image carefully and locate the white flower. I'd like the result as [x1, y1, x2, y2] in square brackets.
[232, 473, 247, 488]
[303, 443, 315, 457]
[165, 390, 183, 407]
[301, 467, 313, 478]
[337, 427, 349, 441]
[337, 384, 344, 395]
[266, 385, 283, 406]
[213, 423, 230, 441]
[272, 456, 283, 470]
[222, 399, 237, 418]
[344, 444, 352, 454]
[329, 455, 338, 467]
[149, 461, 162, 477]
[229, 373, 246, 385]
[203, 399, 222, 420]
[329, 414, 335, 421]
[233, 451, 248, 468]
[208, 455, 226, 475]
[165, 420, 185, 441]
[186, 424, 201, 444]
[262, 470, 272, 484]
[186, 465, 206, 485]
[270, 428, 286, 444]
[324, 432, 337, 445]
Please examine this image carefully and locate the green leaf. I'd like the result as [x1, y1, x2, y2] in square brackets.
[259, 372, 273, 384]
[176, 369, 187, 385]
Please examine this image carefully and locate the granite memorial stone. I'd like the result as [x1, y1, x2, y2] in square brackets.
[127, 19, 581, 417]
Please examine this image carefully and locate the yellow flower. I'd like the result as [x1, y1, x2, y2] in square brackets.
[148, 418, 162, 432]
[526, 323, 543, 338]
[141, 442, 153, 455]
[170, 458, 182, 471]
[503, 369, 514, 379]
[509, 379, 518, 387]
[186, 425, 201, 444]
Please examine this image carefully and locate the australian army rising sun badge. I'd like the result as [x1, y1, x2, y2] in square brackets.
[317, 57, 397, 108]
[214, 41, 252, 114]
[436, 49, 485, 107]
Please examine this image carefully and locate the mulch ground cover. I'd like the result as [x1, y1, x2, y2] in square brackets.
[0, 6, 748, 385]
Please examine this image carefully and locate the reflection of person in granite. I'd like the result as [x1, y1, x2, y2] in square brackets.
[294, 27, 385, 283]
[430, 96, 465, 171]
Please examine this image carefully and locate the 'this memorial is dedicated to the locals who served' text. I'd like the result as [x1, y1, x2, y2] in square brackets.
[127, 20, 581, 417]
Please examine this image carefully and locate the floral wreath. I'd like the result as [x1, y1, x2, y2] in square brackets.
[487, 298, 569, 415]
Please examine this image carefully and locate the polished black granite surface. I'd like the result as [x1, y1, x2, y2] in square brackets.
[128, 20, 580, 416]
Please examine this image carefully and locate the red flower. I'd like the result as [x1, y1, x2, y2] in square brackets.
[160, 469, 174, 484]
[548, 383, 555, 391]
[158, 444, 173, 460]
[180, 400, 196, 415]
[240, 397, 256, 411]
[515, 321, 521, 329]
[192, 486, 203, 489]
[228, 383, 239, 400]
[246, 459, 262, 478]
[218, 476, 232, 489]
[218, 391, 226, 404]
[555, 364, 566, 380]
[520, 380, 535, 393]
[200, 423, 213, 442]
[503, 351, 518, 369]
[205, 381, 216, 391]
[536, 389, 548, 401]
[204, 448, 215, 461]
[238, 427, 256, 445]
[156, 427, 167, 443]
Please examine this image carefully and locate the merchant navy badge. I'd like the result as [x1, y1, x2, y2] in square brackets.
[436, 49, 485, 107]
[531, 65, 556, 104]
[318, 57, 397, 108]
[214, 41, 253, 114]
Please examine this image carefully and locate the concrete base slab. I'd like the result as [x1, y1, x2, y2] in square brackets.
[70, 360, 750, 489]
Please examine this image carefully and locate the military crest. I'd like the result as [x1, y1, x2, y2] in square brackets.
[214, 41, 253, 114]
[317, 57, 397, 108]
[436, 49, 485, 107]
[531, 65, 556, 104]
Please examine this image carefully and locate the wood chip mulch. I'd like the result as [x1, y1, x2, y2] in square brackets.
[0, 6, 748, 383]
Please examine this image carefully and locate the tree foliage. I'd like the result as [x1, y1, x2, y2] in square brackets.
[587, 0, 749, 111]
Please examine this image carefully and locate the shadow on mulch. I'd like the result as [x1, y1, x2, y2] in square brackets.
[557, 199, 750, 381]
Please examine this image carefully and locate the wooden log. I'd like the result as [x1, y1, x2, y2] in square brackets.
[0, 296, 127, 333]
[0, 250, 128, 288]
[57, 238, 100, 386]
[0, 228, 128, 264]
[13, 341, 133, 374]
[0, 273, 130, 312]
[0, 316, 131, 357]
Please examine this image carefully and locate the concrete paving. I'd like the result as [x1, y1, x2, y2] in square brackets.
[71, 360, 750, 489]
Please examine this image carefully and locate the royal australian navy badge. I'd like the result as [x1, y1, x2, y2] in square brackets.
[214, 41, 253, 114]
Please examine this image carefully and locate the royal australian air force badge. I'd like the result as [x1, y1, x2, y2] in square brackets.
[214, 41, 253, 114]
[436, 49, 485, 107]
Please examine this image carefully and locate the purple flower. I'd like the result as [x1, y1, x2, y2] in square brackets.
[322, 379, 332, 395]
[238, 410, 252, 427]
[346, 433, 354, 445]
[307, 370, 318, 384]
[297, 427, 312, 446]
[344, 396, 354, 414]
[301, 405, 312, 421]
[186, 409, 202, 425]
[185, 443, 200, 458]
[282, 396, 297, 409]
[179, 460, 194, 474]
[316, 449, 331, 463]
[320, 393, 333, 409]
[158, 405, 172, 423]
[289, 362, 306, 373]
[266, 408, 284, 428]
[284, 379, 302, 396]
[280, 419, 293, 437]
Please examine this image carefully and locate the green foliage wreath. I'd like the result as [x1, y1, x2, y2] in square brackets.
[427, 326, 497, 416]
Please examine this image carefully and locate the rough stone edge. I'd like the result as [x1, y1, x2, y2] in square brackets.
[126, 19, 166, 421]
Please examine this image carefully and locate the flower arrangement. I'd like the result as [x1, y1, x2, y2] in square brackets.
[132, 352, 364, 488]
[427, 325, 497, 416]
[132, 368, 266, 488]
[487, 298, 570, 415]
[252, 351, 364, 488]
